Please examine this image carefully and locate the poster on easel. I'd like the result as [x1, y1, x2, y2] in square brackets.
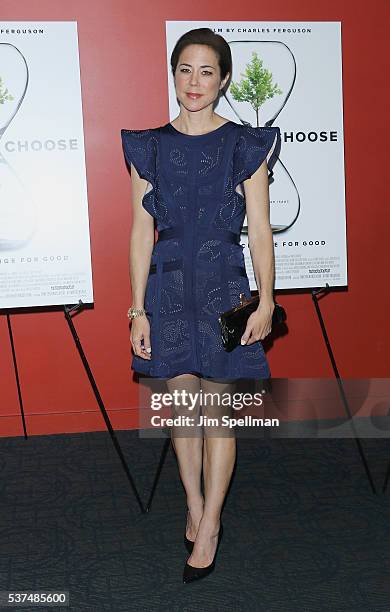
[0, 21, 93, 308]
[166, 21, 347, 291]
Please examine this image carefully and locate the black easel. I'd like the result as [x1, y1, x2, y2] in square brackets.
[2, 300, 145, 513]
[311, 284, 376, 494]
[6, 311, 28, 439]
[144, 434, 171, 513]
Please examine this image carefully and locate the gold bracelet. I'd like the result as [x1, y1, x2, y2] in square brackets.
[127, 307, 146, 320]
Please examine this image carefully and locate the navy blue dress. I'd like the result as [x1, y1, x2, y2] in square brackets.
[121, 120, 281, 380]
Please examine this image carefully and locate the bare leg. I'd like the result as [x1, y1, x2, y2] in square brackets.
[187, 377, 236, 567]
[166, 373, 204, 541]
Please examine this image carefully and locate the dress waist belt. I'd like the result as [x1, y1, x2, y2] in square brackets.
[148, 260, 247, 276]
[157, 226, 241, 245]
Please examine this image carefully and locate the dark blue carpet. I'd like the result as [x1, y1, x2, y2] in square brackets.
[0, 430, 389, 611]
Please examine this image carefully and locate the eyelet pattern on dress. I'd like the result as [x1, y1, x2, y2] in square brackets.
[121, 122, 281, 379]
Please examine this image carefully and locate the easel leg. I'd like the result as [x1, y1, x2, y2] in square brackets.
[64, 301, 145, 512]
[6, 313, 28, 439]
[312, 286, 377, 494]
[144, 437, 171, 512]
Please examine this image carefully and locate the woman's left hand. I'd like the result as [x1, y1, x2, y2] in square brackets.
[240, 299, 275, 345]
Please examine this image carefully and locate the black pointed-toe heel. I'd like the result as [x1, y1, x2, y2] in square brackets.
[183, 522, 223, 584]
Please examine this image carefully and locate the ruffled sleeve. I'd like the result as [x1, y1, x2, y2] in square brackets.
[120, 128, 158, 190]
[232, 125, 281, 192]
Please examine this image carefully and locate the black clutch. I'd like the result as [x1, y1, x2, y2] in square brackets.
[218, 293, 287, 352]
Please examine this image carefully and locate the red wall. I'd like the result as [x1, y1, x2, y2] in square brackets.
[1, 1, 389, 437]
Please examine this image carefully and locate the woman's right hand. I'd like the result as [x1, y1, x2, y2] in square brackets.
[130, 315, 152, 360]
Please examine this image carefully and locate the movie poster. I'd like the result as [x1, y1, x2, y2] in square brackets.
[166, 21, 347, 290]
[0, 22, 93, 308]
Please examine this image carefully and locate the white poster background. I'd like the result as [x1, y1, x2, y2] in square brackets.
[166, 21, 347, 290]
[0, 22, 93, 308]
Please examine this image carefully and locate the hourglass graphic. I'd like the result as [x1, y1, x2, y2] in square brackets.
[225, 40, 300, 234]
[0, 42, 36, 250]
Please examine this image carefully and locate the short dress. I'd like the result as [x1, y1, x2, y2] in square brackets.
[121, 120, 281, 381]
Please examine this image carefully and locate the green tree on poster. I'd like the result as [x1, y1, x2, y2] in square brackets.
[0, 76, 14, 105]
[230, 52, 282, 126]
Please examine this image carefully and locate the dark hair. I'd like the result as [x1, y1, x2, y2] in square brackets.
[170, 28, 232, 92]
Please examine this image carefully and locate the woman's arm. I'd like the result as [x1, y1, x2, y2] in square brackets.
[129, 162, 155, 309]
[240, 159, 275, 344]
[128, 163, 155, 360]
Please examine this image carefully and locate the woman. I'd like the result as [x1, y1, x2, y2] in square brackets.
[121, 28, 281, 583]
